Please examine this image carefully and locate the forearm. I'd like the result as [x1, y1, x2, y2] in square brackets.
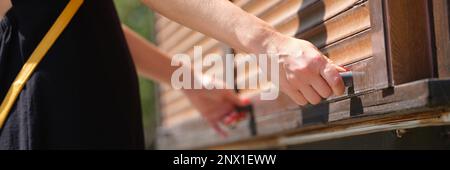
[0, 0, 12, 20]
[141, 0, 282, 54]
[122, 25, 175, 85]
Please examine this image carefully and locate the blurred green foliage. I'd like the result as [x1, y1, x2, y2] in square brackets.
[114, 0, 157, 149]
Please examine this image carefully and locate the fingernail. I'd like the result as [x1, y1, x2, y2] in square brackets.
[242, 98, 251, 105]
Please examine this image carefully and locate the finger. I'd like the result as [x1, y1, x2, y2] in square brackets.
[321, 63, 345, 96]
[288, 76, 323, 104]
[222, 111, 239, 125]
[310, 76, 332, 99]
[282, 84, 308, 106]
[334, 64, 347, 72]
[324, 57, 347, 72]
[297, 83, 322, 105]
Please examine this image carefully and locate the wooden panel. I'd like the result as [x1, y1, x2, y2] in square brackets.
[157, 111, 253, 149]
[360, 0, 390, 91]
[384, 0, 434, 84]
[433, 0, 450, 78]
[155, 0, 441, 150]
[157, 79, 450, 149]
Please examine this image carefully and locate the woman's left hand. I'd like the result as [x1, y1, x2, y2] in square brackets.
[182, 80, 247, 137]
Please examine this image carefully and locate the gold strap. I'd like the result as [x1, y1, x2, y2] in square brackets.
[0, 0, 84, 129]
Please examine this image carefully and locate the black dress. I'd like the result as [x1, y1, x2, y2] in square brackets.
[0, 0, 144, 149]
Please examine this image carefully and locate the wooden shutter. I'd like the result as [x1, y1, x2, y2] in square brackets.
[154, 0, 439, 149]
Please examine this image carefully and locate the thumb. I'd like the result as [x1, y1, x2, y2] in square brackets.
[334, 64, 347, 72]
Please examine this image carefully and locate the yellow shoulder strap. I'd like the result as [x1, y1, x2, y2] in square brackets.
[0, 0, 84, 129]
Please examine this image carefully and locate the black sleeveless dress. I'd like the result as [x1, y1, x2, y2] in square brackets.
[0, 0, 144, 149]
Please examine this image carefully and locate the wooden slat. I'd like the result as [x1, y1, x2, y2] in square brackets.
[432, 0, 450, 78]
[161, 97, 192, 116]
[242, 0, 284, 17]
[260, 0, 319, 26]
[322, 30, 372, 66]
[167, 32, 205, 55]
[298, 2, 370, 48]
[233, 0, 253, 7]
[384, 0, 434, 85]
[276, 0, 361, 36]
[155, 14, 171, 33]
[161, 90, 184, 105]
[156, 22, 181, 45]
[159, 27, 194, 51]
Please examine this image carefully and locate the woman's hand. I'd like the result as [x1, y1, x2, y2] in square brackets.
[182, 78, 246, 137]
[269, 34, 347, 106]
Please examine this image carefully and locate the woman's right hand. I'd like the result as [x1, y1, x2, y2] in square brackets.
[269, 34, 347, 106]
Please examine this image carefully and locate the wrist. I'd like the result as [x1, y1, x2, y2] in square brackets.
[232, 14, 285, 55]
[246, 26, 286, 55]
